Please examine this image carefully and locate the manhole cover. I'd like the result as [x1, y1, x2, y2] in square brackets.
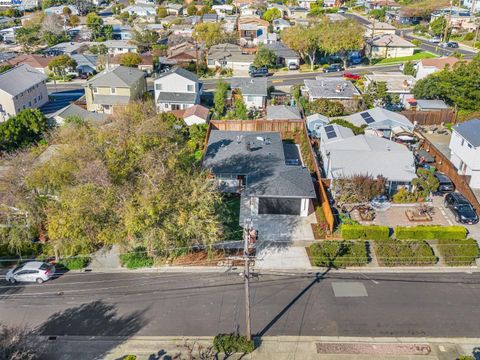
[316, 343, 431, 355]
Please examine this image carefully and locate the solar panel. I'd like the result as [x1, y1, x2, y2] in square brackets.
[324, 125, 334, 132]
[364, 116, 375, 124]
[327, 131, 337, 139]
[360, 112, 370, 119]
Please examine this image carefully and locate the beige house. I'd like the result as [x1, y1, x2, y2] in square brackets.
[365, 22, 397, 37]
[366, 34, 416, 59]
[0, 64, 48, 122]
[84, 66, 147, 114]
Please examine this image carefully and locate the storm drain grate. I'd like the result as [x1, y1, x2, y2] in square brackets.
[316, 343, 431, 355]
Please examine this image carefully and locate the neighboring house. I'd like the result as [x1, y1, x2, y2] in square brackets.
[84, 66, 147, 114]
[71, 54, 98, 75]
[272, 18, 291, 32]
[364, 21, 396, 37]
[7, 54, 50, 73]
[207, 43, 254, 72]
[168, 41, 203, 64]
[0, 26, 21, 43]
[170, 24, 194, 37]
[164, 2, 183, 15]
[171, 104, 210, 126]
[202, 13, 218, 23]
[268, 3, 289, 16]
[109, 54, 154, 74]
[366, 34, 416, 59]
[319, 124, 416, 195]
[449, 119, 480, 188]
[54, 102, 109, 125]
[44, 42, 88, 56]
[306, 113, 329, 137]
[0, 64, 48, 122]
[240, 6, 258, 16]
[298, 0, 317, 9]
[222, 15, 238, 32]
[44, 5, 79, 15]
[364, 73, 416, 106]
[303, 77, 361, 113]
[365, 0, 401, 12]
[203, 130, 316, 216]
[112, 25, 133, 40]
[122, 4, 157, 18]
[414, 99, 449, 112]
[431, 7, 476, 33]
[385, 9, 422, 25]
[230, 77, 268, 109]
[288, 7, 309, 21]
[266, 105, 302, 120]
[464, 0, 480, 13]
[342, 107, 414, 138]
[237, 17, 269, 49]
[154, 67, 201, 112]
[143, 23, 165, 34]
[212, 4, 234, 18]
[104, 40, 138, 56]
[264, 42, 300, 68]
[415, 57, 461, 80]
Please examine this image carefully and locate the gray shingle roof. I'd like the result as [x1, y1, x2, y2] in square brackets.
[304, 77, 361, 100]
[343, 107, 414, 130]
[230, 78, 268, 96]
[156, 67, 199, 83]
[157, 92, 198, 103]
[56, 103, 108, 123]
[87, 66, 145, 87]
[266, 105, 302, 120]
[264, 42, 298, 59]
[0, 64, 47, 97]
[453, 119, 480, 147]
[203, 130, 316, 198]
[416, 99, 449, 110]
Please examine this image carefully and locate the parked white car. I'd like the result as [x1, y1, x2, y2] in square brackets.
[5, 261, 55, 284]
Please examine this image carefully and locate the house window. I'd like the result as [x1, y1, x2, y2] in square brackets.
[246, 96, 253, 102]
[93, 87, 98, 94]
[155, 83, 162, 91]
[111, 87, 116, 94]
[207, 59, 215, 66]
[461, 139, 465, 146]
[187, 84, 194, 92]
[164, 103, 169, 108]
[468, 143, 473, 149]
[28, 101, 31, 107]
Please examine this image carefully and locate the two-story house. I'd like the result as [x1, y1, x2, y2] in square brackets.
[0, 64, 48, 122]
[237, 17, 269, 50]
[154, 67, 201, 112]
[449, 119, 480, 189]
[230, 77, 268, 109]
[84, 66, 147, 114]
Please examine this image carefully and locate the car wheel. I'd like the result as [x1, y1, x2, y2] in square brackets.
[36, 278, 44, 284]
[8, 278, 16, 284]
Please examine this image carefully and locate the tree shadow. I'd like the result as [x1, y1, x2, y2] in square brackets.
[0, 280, 26, 297]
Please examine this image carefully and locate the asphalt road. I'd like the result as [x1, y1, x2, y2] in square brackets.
[1, 271, 479, 339]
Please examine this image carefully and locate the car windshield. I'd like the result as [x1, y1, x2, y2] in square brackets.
[39, 263, 51, 270]
[12, 265, 24, 273]
[458, 204, 474, 211]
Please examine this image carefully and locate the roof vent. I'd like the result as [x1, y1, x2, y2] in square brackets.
[335, 84, 342, 93]
[256, 136, 265, 142]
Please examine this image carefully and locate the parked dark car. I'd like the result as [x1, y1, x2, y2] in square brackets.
[323, 64, 344, 73]
[249, 66, 268, 77]
[444, 192, 479, 224]
[434, 172, 455, 193]
[440, 41, 459, 48]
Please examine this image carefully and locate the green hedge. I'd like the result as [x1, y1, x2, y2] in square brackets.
[309, 241, 368, 268]
[119, 248, 154, 269]
[213, 333, 254, 354]
[374, 239, 436, 266]
[437, 238, 480, 266]
[341, 225, 390, 240]
[57, 256, 91, 270]
[395, 225, 467, 240]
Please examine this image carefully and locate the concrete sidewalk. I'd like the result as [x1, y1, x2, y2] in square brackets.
[42, 335, 480, 360]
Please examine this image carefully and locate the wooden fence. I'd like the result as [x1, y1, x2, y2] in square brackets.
[206, 119, 335, 234]
[417, 132, 480, 212]
[401, 109, 457, 126]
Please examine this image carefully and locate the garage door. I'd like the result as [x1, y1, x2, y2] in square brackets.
[258, 198, 301, 215]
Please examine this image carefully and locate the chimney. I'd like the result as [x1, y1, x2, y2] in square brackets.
[402, 79, 409, 88]
[335, 84, 342, 93]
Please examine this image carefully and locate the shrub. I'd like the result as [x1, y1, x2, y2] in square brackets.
[213, 333, 254, 354]
[119, 248, 154, 269]
[309, 241, 368, 268]
[395, 225, 467, 240]
[437, 238, 479, 266]
[123, 356, 137, 360]
[392, 188, 417, 203]
[57, 256, 91, 270]
[341, 225, 390, 240]
[464, 32, 474, 41]
[374, 239, 436, 266]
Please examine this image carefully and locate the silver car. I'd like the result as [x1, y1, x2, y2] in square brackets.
[5, 261, 55, 284]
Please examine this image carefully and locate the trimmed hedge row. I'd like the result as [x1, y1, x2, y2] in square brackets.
[437, 238, 480, 266]
[374, 239, 436, 267]
[309, 241, 368, 268]
[341, 225, 390, 240]
[395, 225, 467, 240]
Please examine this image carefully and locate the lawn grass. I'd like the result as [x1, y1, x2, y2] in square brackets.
[217, 195, 243, 241]
[376, 51, 437, 64]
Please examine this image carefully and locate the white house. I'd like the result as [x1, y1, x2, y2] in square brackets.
[272, 18, 291, 32]
[44, 5, 79, 15]
[364, 73, 416, 106]
[207, 43, 254, 72]
[449, 119, 480, 188]
[172, 104, 210, 126]
[366, 34, 416, 59]
[230, 78, 268, 109]
[415, 57, 461, 80]
[103, 40, 138, 56]
[122, 4, 157, 18]
[154, 67, 201, 112]
[212, 4, 233, 18]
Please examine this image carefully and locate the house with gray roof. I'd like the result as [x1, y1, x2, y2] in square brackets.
[203, 130, 316, 216]
[264, 42, 300, 68]
[230, 78, 268, 109]
[319, 124, 416, 196]
[449, 119, 480, 189]
[0, 64, 48, 122]
[154, 67, 201, 113]
[303, 77, 361, 112]
[415, 99, 449, 112]
[306, 113, 329, 137]
[84, 66, 147, 114]
[103, 40, 138, 56]
[272, 18, 291, 32]
[207, 43, 254, 72]
[71, 54, 98, 75]
[266, 105, 302, 120]
[54, 102, 109, 125]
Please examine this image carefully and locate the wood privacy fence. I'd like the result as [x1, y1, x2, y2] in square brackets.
[401, 109, 457, 126]
[207, 120, 335, 234]
[417, 132, 480, 212]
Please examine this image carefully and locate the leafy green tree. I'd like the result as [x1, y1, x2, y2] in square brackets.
[262, 8, 281, 22]
[214, 80, 229, 117]
[281, 25, 320, 70]
[412, 168, 439, 198]
[187, 4, 197, 16]
[193, 22, 224, 49]
[119, 52, 142, 67]
[235, 98, 248, 120]
[68, 14, 80, 26]
[156, 6, 167, 18]
[403, 60, 416, 76]
[86, 12, 103, 40]
[48, 54, 77, 80]
[89, 43, 108, 55]
[15, 25, 41, 53]
[306, 99, 344, 117]
[0, 109, 49, 152]
[430, 16, 446, 37]
[131, 29, 159, 53]
[253, 46, 277, 68]
[0, 64, 12, 73]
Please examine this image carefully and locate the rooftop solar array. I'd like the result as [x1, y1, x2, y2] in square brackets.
[325, 125, 337, 139]
[360, 112, 375, 124]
